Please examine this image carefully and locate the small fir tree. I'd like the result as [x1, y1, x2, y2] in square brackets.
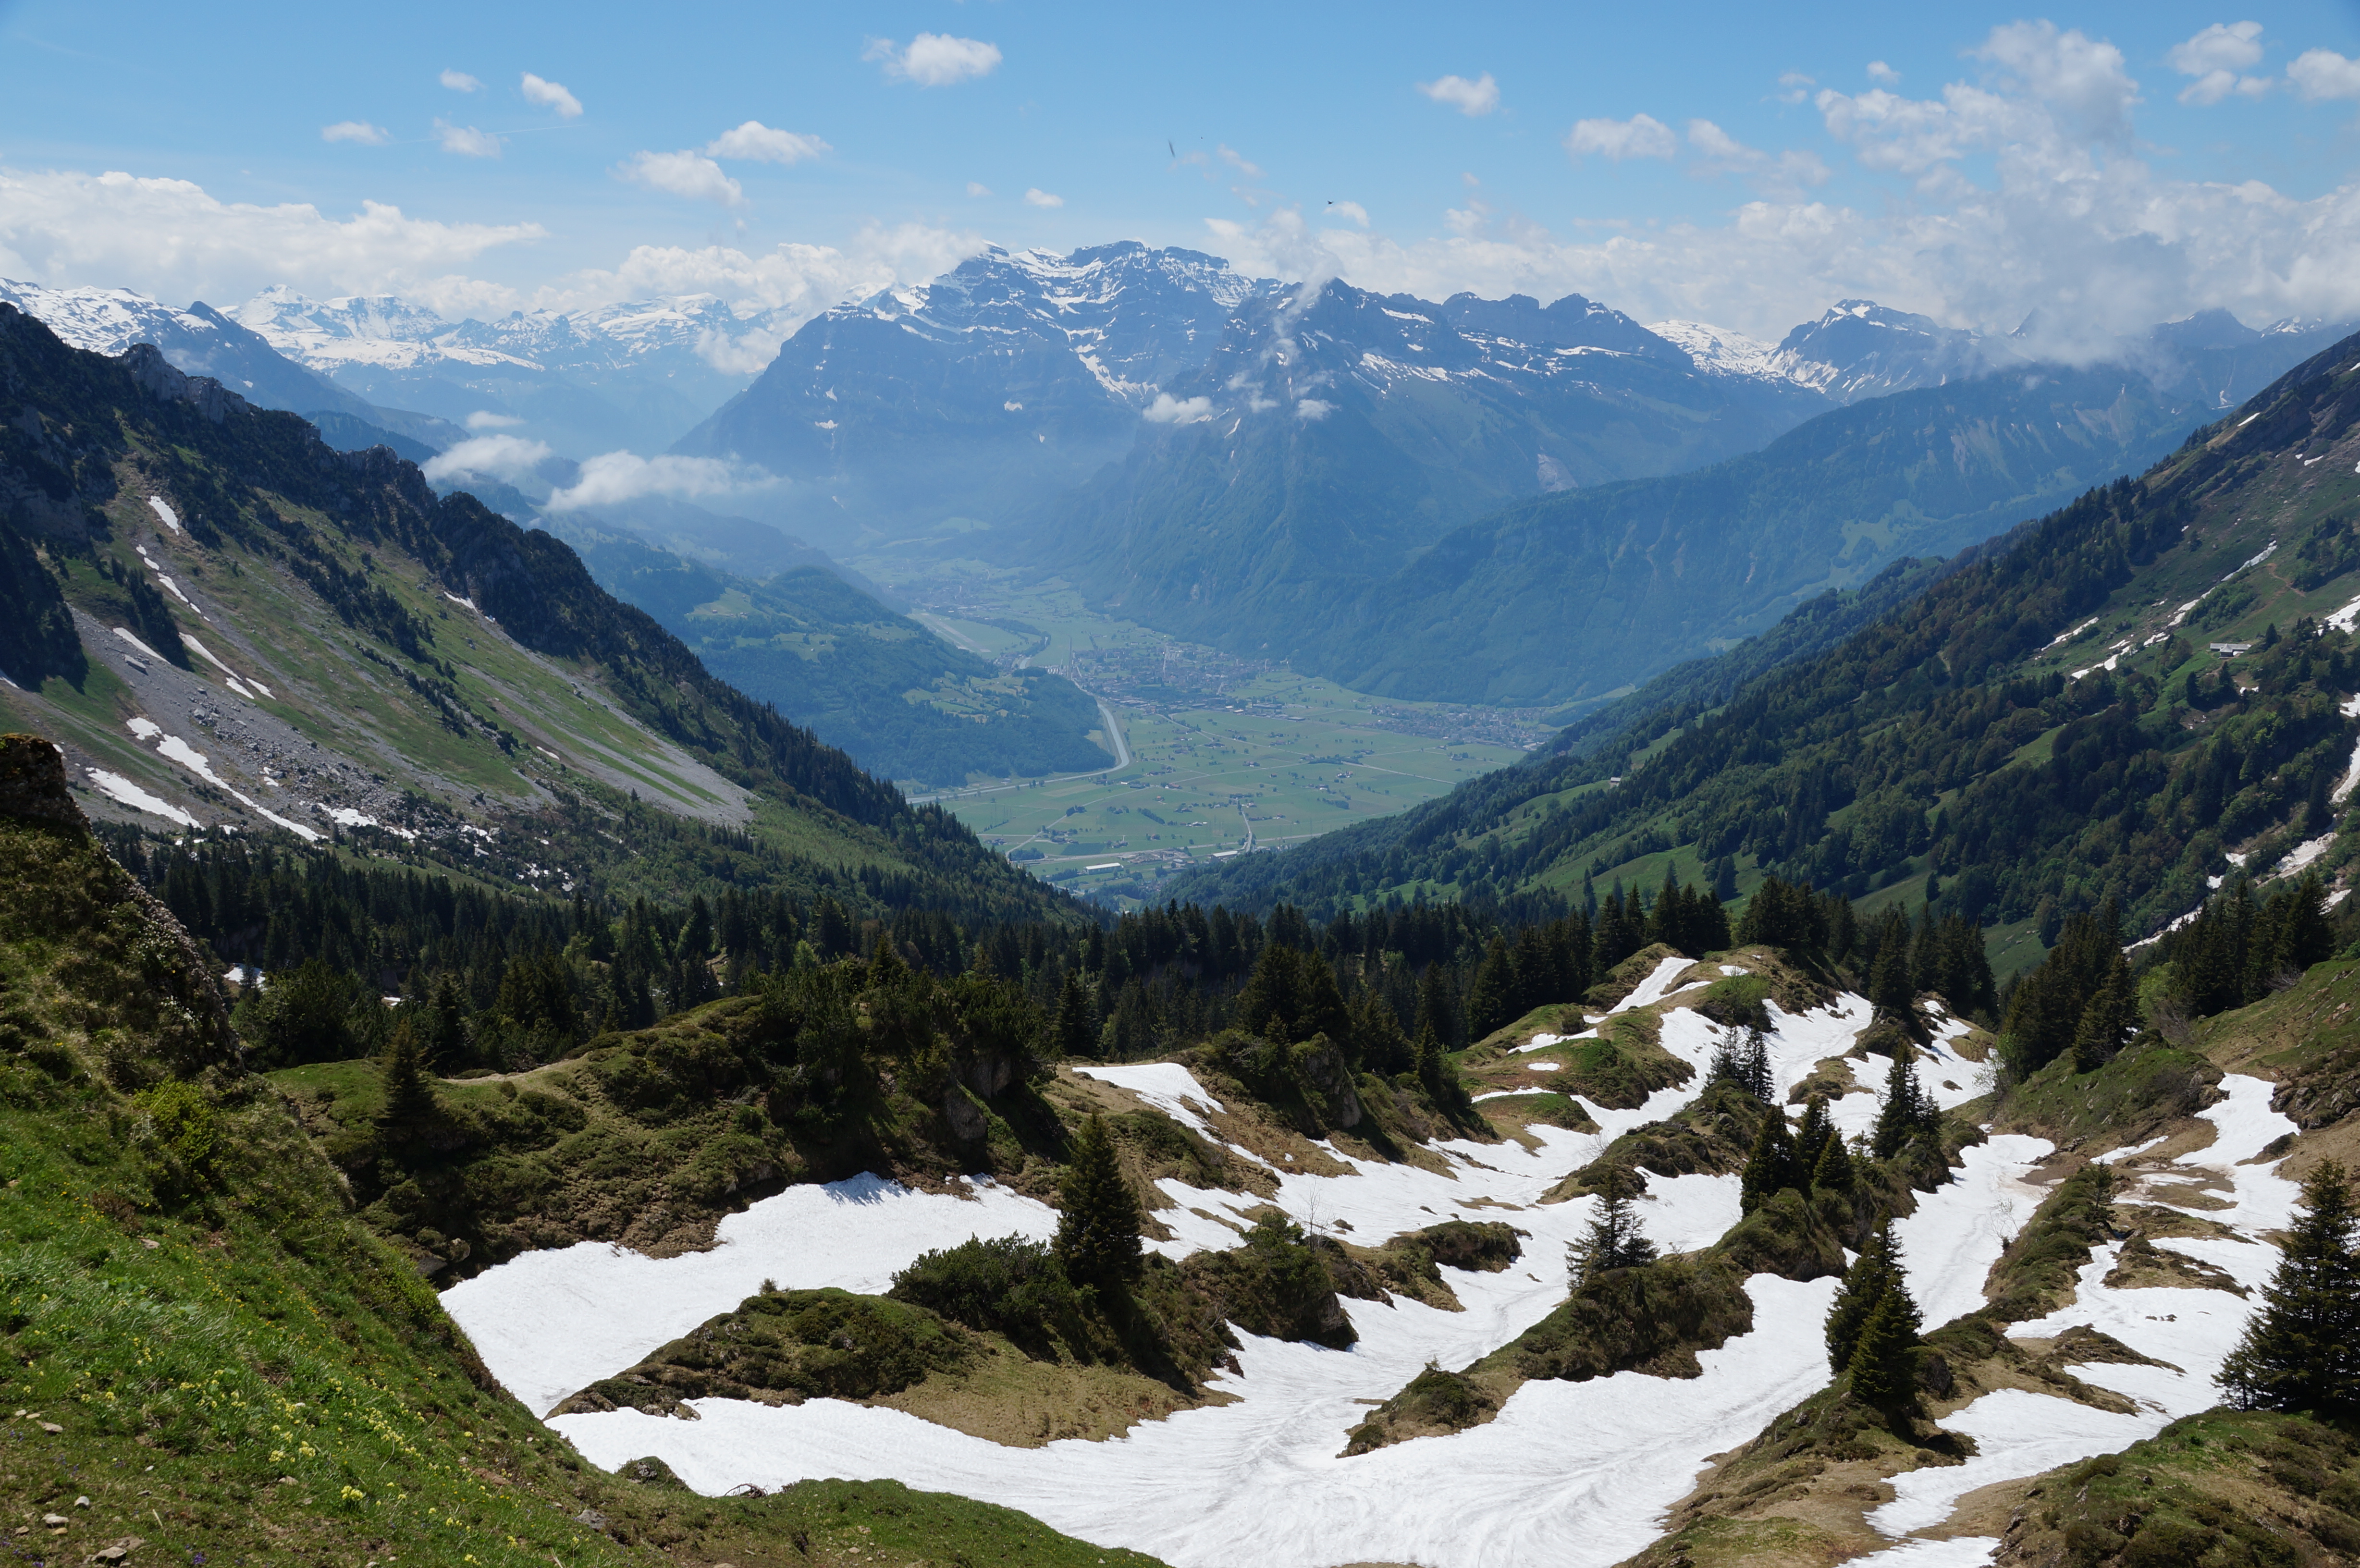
[2218, 1161, 2360, 1415]
[2069, 953, 2137, 1072]
[1568, 1165, 1658, 1285]
[378, 1017, 437, 1139]
[1054, 1114, 1143, 1293]
[1811, 1132, 1857, 1194]
[1739, 1107, 1799, 1215]
[1826, 1220, 1904, 1373]
[1709, 1026, 1773, 1104]
[1870, 1043, 1939, 1160]
[1844, 1280, 1924, 1411]
[1793, 1096, 1835, 1185]
[1052, 972, 1097, 1059]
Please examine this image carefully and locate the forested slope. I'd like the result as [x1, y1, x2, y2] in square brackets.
[1172, 328, 2360, 953]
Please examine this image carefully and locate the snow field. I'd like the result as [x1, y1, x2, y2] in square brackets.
[489, 985, 1918, 1564]
[1866, 1075, 2299, 1549]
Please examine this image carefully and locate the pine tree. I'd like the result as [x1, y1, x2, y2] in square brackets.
[2218, 1161, 2360, 1415]
[1739, 1106, 1799, 1214]
[1871, 1042, 1937, 1160]
[1054, 1114, 1143, 1293]
[1826, 1220, 1905, 1373]
[1793, 1096, 1834, 1185]
[2069, 952, 2136, 1073]
[1709, 1025, 1772, 1105]
[1467, 936, 1520, 1040]
[1052, 972, 1097, 1059]
[1811, 1132, 1857, 1194]
[378, 1017, 437, 1140]
[1844, 1280, 1923, 1411]
[1568, 1165, 1658, 1285]
[1867, 908, 1916, 1018]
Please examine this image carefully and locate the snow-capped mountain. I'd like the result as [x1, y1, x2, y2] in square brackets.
[676, 245, 1830, 549]
[1646, 319, 1779, 380]
[231, 289, 804, 455]
[0, 277, 382, 421]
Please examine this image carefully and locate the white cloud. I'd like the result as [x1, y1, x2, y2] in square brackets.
[966, 181, 992, 197]
[1023, 187, 1063, 208]
[1685, 119, 1830, 198]
[2290, 48, 2360, 101]
[864, 34, 1001, 87]
[0, 165, 545, 314]
[321, 122, 390, 146]
[434, 120, 502, 159]
[440, 69, 481, 92]
[1329, 200, 1370, 227]
[705, 122, 829, 164]
[465, 410, 522, 430]
[1218, 145, 1263, 179]
[1417, 73, 1500, 116]
[1868, 61, 1902, 85]
[422, 434, 553, 485]
[545, 452, 766, 512]
[1776, 72, 1816, 105]
[1564, 113, 1678, 161]
[616, 150, 744, 206]
[2170, 21, 2270, 105]
[1142, 392, 1213, 423]
[1294, 397, 1334, 420]
[520, 73, 583, 118]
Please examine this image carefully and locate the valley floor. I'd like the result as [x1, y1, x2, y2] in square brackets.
[438, 954, 2299, 1567]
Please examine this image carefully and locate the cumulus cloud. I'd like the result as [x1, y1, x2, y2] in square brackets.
[2170, 21, 2270, 105]
[0, 165, 545, 314]
[616, 149, 743, 206]
[1191, 21, 2360, 357]
[1685, 119, 1830, 198]
[864, 33, 1001, 87]
[2290, 48, 2360, 101]
[440, 69, 481, 92]
[1417, 73, 1500, 116]
[422, 434, 553, 485]
[545, 452, 765, 512]
[1563, 113, 1677, 161]
[1142, 392, 1213, 423]
[705, 122, 829, 164]
[520, 73, 583, 118]
[966, 181, 991, 197]
[465, 410, 522, 430]
[321, 122, 389, 145]
[1867, 61, 1902, 85]
[434, 120, 502, 159]
[1329, 200, 1370, 227]
[1023, 188, 1063, 208]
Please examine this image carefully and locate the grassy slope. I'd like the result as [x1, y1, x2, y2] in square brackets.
[1168, 327, 2360, 951]
[0, 776, 1162, 1567]
[0, 304, 1069, 924]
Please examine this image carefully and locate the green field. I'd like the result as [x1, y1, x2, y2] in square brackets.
[857, 564, 1542, 900]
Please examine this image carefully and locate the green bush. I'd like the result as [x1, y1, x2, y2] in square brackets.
[889, 1234, 1095, 1360]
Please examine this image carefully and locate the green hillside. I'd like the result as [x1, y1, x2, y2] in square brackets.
[0, 735, 1162, 1567]
[0, 303, 1067, 927]
[1314, 361, 2299, 706]
[560, 526, 1113, 787]
[1168, 329, 2360, 954]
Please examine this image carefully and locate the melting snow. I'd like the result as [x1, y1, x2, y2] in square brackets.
[145, 496, 181, 534]
[1072, 1064, 1227, 1138]
[84, 769, 197, 828]
[111, 627, 165, 664]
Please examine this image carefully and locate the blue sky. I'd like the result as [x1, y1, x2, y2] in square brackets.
[4, 0, 2360, 340]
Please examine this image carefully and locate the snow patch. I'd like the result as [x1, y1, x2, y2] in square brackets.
[1072, 1063, 1227, 1139]
[83, 769, 197, 828]
[145, 496, 181, 534]
[110, 627, 165, 665]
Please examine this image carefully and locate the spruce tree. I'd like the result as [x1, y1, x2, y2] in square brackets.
[1826, 1220, 1903, 1373]
[1708, 1025, 1771, 1105]
[1793, 1096, 1834, 1185]
[1467, 936, 1520, 1040]
[1052, 972, 1097, 1059]
[1811, 1132, 1857, 1194]
[1569, 1165, 1658, 1285]
[1054, 1114, 1143, 1294]
[1871, 1042, 1933, 1160]
[2069, 953, 2136, 1073]
[2218, 1161, 2360, 1415]
[378, 1017, 437, 1141]
[1740, 1106, 1798, 1214]
[1844, 1281, 1923, 1411]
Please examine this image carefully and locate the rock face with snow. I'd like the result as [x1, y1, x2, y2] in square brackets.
[0, 277, 380, 422]
[231, 287, 803, 455]
[672, 242, 1293, 542]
